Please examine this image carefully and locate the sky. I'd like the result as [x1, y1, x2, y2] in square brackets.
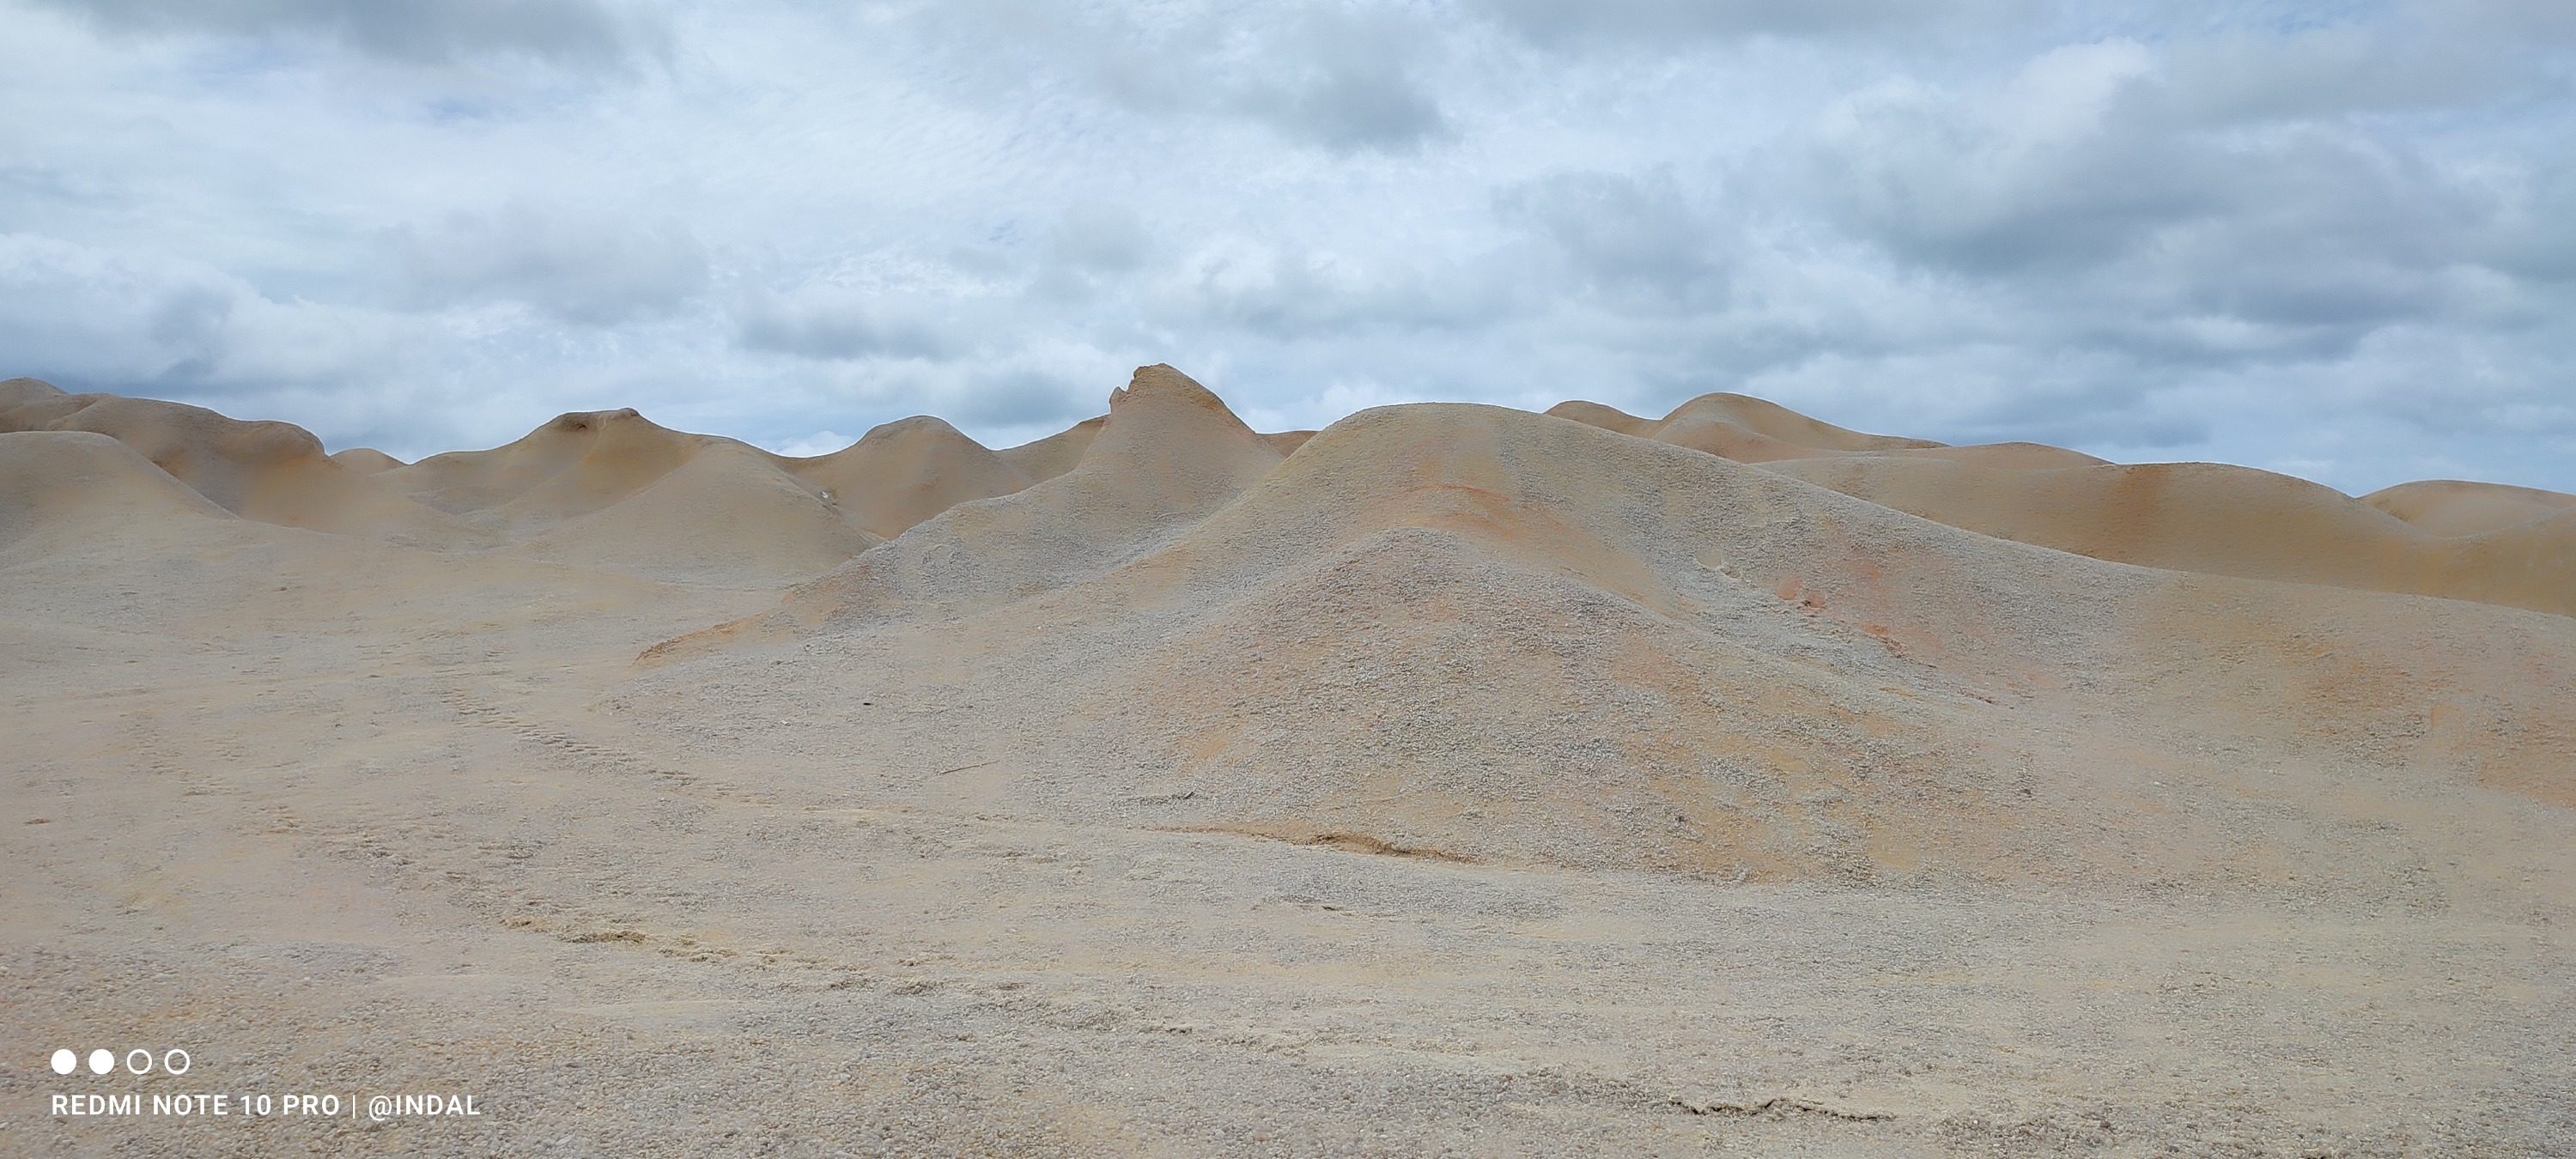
[2, 0, 2572, 494]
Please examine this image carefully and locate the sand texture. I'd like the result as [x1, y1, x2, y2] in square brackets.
[6, 366, 2573, 1156]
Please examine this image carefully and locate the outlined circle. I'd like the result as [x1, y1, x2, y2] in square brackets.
[125, 1049, 153, 1075]
[88, 1049, 112, 1075]
[51, 1049, 75, 1075]
[163, 1049, 191, 1075]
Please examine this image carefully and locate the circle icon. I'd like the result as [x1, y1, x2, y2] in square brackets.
[164, 1049, 191, 1075]
[88, 1049, 113, 1075]
[126, 1049, 153, 1075]
[51, 1049, 75, 1075]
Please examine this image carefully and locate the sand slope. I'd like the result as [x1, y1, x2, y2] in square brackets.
[785, 416, 1031, 540]
[706, 400, 2574, 881]
[763, 364, 1285, 628]
[995, 415, 1106, 482]
[387, 408, 712, 534]
[0, 428, 234, 552]
[9, 367, 2576, 1154]
[511, 441, 883, 586]
[377, 408, 920, 582]
[2364, 477, 2576, 537]
[1551, 392, 2107, 469]
[328, 446, 406, 474]
[1769, 456, 2576, 616]
[0, 377, 483, 547]
[1261, 429, 1318, 456]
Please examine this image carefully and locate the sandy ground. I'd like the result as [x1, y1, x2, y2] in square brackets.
[6, 598, 2572, 1156]
[6, 370, 2575, 1156]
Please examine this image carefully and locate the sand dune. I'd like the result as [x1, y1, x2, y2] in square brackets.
[1767, 456, 2576, 617]
[995, 415, 1105, 482]
[0, 383, 903, 583]
[0, 428, 234, 551]
[328, 446, 406, 474]
[712, 398, 2573, 878]
[937, 404, 2093, 878]
[784, 416, 1031, 540]
[1261, 429, 1317, 455]
[387, 408, 713, 534]
[10, 367, 2575, 1154]
[2364, 477, 2576, 537]
[512, 441, 883, 586]
[1658, 391, 1946, 454]
[1551, 392, 2106, 468]
[1, 377, 483, 547]
[756, 364, 1284, 629]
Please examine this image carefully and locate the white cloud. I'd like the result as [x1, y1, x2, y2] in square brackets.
[0, 233, 415, 388]
[393, 202, 709, 325]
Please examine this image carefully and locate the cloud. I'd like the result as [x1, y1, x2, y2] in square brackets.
[1806, 40, 2214, 275]
[1049, 203, 1150, 273]
[1224, 9, 1449, 152]
[0, 233, 412, 391]
[1468, 0, 2028, 46]
[1498, 169, 1726, 299]
[1799, 35, 2532, 371]
[392, 203, 708, 325]
[1168, 239, 1515, 340]
[893, 0, 1449, 153]
[943, 366, 1092, 428]
[29, 0, 664, 70]
[732, 282, 963, 362]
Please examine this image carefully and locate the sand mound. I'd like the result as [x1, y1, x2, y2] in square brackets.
[15, 367, 2576, 1153]
[0, 379, 483, 547]
[1893, 441, 2110, 469]
[2442, 508, 2576, 620]
[382, 409, 1033, 570]
[961, 404, 2075, 878]
[382, 408, 716, 537]
[996, 416, 1106, 482]
[0, 429, 234, 551]
[329, 447, 405, 474]
[513, 442, 881, 586]
[1542, 399, 1656, 438]
[1656, 391, 1945, 457]
[784, 416, 1031, 540]
[1549, 393, 2100, 468]
[1261, 430, 1317, 456]
[769, 364, 1284, 628]
[664, 397, 2574, 882]
[1768, 456, 2576, 616]
[2363, 478, 2576, 537]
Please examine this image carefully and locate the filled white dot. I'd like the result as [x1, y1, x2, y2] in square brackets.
[88, 1049, 112, 1075]
[51, 1049, 75, 1075]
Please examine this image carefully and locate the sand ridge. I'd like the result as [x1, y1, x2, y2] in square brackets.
[1, 377, 483, 547]
[2365, 476, 2576, 537]
[1549, 392, 2107, 469]
[783, 415, 1033, 541]
[758, 363, 1286, 630]
[1765, 455, 2576, 616]
[680, 397, 2575, 882]
[0, 428, 235, 551]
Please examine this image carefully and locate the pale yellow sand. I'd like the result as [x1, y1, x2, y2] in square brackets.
[2364, 477, 2576, 537]
[3, 367, 2571, 1156]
